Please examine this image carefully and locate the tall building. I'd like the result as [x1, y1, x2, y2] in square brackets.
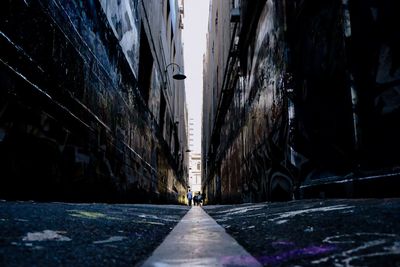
[202, 0, 400, 203]
[189, 152, 202, 194]
[187, 117, 201, 194]
[0, 0, 189, 203]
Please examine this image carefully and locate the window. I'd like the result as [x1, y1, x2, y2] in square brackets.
[138, 25, 153, 104]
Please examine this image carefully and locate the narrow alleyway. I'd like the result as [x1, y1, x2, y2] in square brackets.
[1, 0, 400, 266]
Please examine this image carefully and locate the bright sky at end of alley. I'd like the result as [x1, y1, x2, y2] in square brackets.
[183, 0, 210, 154]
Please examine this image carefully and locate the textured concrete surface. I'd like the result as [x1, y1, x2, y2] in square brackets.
[0, 201, 188, 266]
[142, 206, 261, 267]
[204, 199, 400, 266]
[1, 199, 399, 266]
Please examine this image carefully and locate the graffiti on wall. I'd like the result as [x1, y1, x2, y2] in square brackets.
[0, 0, 185, 202]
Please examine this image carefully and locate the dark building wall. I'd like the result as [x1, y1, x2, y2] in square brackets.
[0, 0, 188, 203]
[203, 0, 400, 203]
[287, 0, 400, 196]
[203, 0, 292, 203]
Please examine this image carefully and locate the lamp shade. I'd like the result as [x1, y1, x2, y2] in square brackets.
[173, 72, 186, 80]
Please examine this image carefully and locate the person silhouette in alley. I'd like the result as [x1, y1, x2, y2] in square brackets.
[193, 194, 198, 206]
[197, 192, 202, 206]
[187, 189, 193, 206]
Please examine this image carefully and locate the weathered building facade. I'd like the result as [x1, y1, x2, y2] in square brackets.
[0, 0, 189, 203]
[203, 0, 400, 203]
[188, 152, 201, 194]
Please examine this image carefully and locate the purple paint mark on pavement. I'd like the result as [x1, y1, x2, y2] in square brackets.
[221, 254, 262, 266]
[257, 245, 337, 265]
[220, 245, 336, 266]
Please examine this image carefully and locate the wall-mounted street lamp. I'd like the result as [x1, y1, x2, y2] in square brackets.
[165, 63, 186, 80]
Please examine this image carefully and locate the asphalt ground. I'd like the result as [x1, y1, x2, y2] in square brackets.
[0, 201, 189, 267]
[203, 199, 400, 266]
[1, 199, 399, 266]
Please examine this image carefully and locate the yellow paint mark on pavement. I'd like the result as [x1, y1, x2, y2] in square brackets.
[68, 210, 121, 220]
